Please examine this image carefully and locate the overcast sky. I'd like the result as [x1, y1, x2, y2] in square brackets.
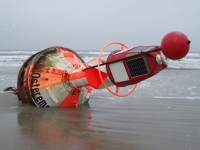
[0, 0, 199, 52]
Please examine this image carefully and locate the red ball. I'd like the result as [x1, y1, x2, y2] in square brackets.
[161, 31, 190, 60]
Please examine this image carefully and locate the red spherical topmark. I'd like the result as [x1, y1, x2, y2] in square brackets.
[161, 31, 191, 60]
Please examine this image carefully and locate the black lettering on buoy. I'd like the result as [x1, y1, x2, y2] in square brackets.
[31, 78, 38, 84]
[35, 96, 43, 102]
[32, 83, 40, 88]
[38, 100, 48, 107]
[30, 72, 49, 107]
[31, 88, 39, 94]
[32, 92, 41, 97]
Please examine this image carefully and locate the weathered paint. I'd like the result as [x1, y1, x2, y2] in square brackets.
[17, 47, 92, 107]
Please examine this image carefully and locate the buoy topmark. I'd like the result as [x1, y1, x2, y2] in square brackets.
[161, 31, 190, 60]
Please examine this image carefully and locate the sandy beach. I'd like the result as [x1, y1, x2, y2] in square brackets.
[1, 0, 200, 149]
[0, 69, 200, 150]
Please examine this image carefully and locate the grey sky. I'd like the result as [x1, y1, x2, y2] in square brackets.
[0, 0, 199, 52]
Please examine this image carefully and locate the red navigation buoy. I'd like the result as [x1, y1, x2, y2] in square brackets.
[14, 31, 191, 107]
[161, 31, 190, 60]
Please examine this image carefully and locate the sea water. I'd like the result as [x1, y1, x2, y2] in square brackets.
[0, 49, 199, 99]
[0, 50, 199, 69]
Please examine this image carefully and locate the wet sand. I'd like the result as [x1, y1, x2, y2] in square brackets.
[0, 69, 200, 150]
[1, 94, 200, 149]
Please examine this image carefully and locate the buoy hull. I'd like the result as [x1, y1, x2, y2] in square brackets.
[17, 47, 92, 107]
